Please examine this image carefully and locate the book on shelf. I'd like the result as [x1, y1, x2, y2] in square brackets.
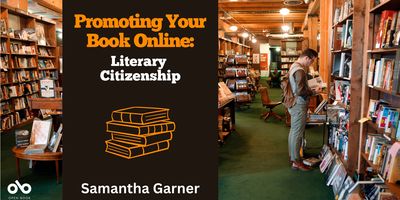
[384, 142, 400, 183]
[0, 19, 6, 35]
[333, 0, 353, 24]
[365, 135, 388, 163]
[329, 126, 349, 160]
[24, 118, 52, 154]
[363, 138, 400, 184]
[375, 10, 399, 49]
[225, 67, 236, 77]
[234, 55, 248, 65]
[39, 79, 55, 98]
[47, 124, 63, 152]
[235, 79, 248, 90]
[1, 56, 9, 70]
[368, 99, 400, 139]
[326, 156, 341, 185]
[337, 176, 355, 200]
[332, 80, 351, 105]
[226, 79, 236, 90]
[10, 43, 36, 55]
[1, 41, 7, 53]
[343, 20, 353, 49]
[236, 68, 247, 77]
[111, 106, 170, 125]
[394, 10, 400, 47]
[332, 53, 351, 78]
[8, 86, 18, 97]
[314, 99, 328, 115]
[369, 58, 395, 90]
[331, 163, 347, 195]
[327, 104, 346, 125]
[38, 47, 53, 56]
[15, 129, 30, 148]
[320, 148, 334, 173]
[235, 91, 251, 103]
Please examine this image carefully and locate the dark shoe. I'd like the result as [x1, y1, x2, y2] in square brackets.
[292, 161, 312, 171]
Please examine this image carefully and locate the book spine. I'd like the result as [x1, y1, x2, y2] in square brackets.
[106, 122, 141, 134]
[106, 121, 175, 135]
[111, 112, 142, 123]
[111, 133, 145, 145]
[145, 132, 172, 145]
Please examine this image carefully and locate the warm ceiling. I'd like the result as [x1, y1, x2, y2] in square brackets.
[218, 0, 308, 37]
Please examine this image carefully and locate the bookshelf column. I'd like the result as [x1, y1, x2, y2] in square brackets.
[347, 0, 366, 174]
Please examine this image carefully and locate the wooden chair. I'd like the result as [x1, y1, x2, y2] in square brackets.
[259, 87, 283, 121]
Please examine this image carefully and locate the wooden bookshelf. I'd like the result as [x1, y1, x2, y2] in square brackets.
[369, 0, 400, 13]
[359, 0, 400, 198]
[0, 4, 59, 132]
[327, 0, 363, 176]
[332, 48, 352, 53]
[279, 39, 303, 73]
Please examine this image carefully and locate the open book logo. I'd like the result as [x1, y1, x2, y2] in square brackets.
[104, 106, 176, 159]
[7, 180, 32, 194]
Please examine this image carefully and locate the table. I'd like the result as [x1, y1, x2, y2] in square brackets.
[12, 147, 63, 184]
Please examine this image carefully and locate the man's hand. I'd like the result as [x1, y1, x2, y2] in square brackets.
[313, 86, 322, 94]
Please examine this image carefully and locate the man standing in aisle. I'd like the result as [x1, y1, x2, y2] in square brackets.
[287, 48, 321, 171]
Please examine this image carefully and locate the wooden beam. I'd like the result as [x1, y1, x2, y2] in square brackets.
[219, 2, 308, 10]
[319, 0, 331, 84]
[348, 0, 366, 175]
[308, 16, 318, 72]
[308, 0, 320, 15]
[6, 0, 27, 11]
[33, 0, 62, 14]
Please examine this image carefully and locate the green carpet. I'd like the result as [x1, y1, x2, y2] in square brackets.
[218, 87, 334, 200]
[1, 123, 62, 200]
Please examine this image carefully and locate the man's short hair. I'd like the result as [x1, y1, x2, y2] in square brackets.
[299, 48, 318, 59]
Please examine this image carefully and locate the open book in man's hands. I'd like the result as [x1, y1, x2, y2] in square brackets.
[308, 77, 327, 91]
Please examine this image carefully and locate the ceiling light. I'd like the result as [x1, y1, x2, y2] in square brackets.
[280, 8, 290, 16]
[276, 47, 281, 52]
[283, 0, 303, 6]
[304, 0, 310, 4]
[281, 25, 290, 32]
[241, 32, 249, 38]
[251, 38, 257, 43]
[229, 25, 238, 32]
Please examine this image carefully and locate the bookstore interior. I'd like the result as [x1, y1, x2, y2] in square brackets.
[0, 0, 63, 195]
[0, 0, 399, 199]
[217, 0, 400, 199]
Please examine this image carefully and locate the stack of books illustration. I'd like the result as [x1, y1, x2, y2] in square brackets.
[105, 106, 175, 159]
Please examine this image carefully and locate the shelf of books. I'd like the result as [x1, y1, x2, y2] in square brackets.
[0, 4, 59, 132]
[327, 0, 356, 173]
[358, 0, 400, 198]
[224, 55, 252, 105]
[280, 39, 302, 76]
